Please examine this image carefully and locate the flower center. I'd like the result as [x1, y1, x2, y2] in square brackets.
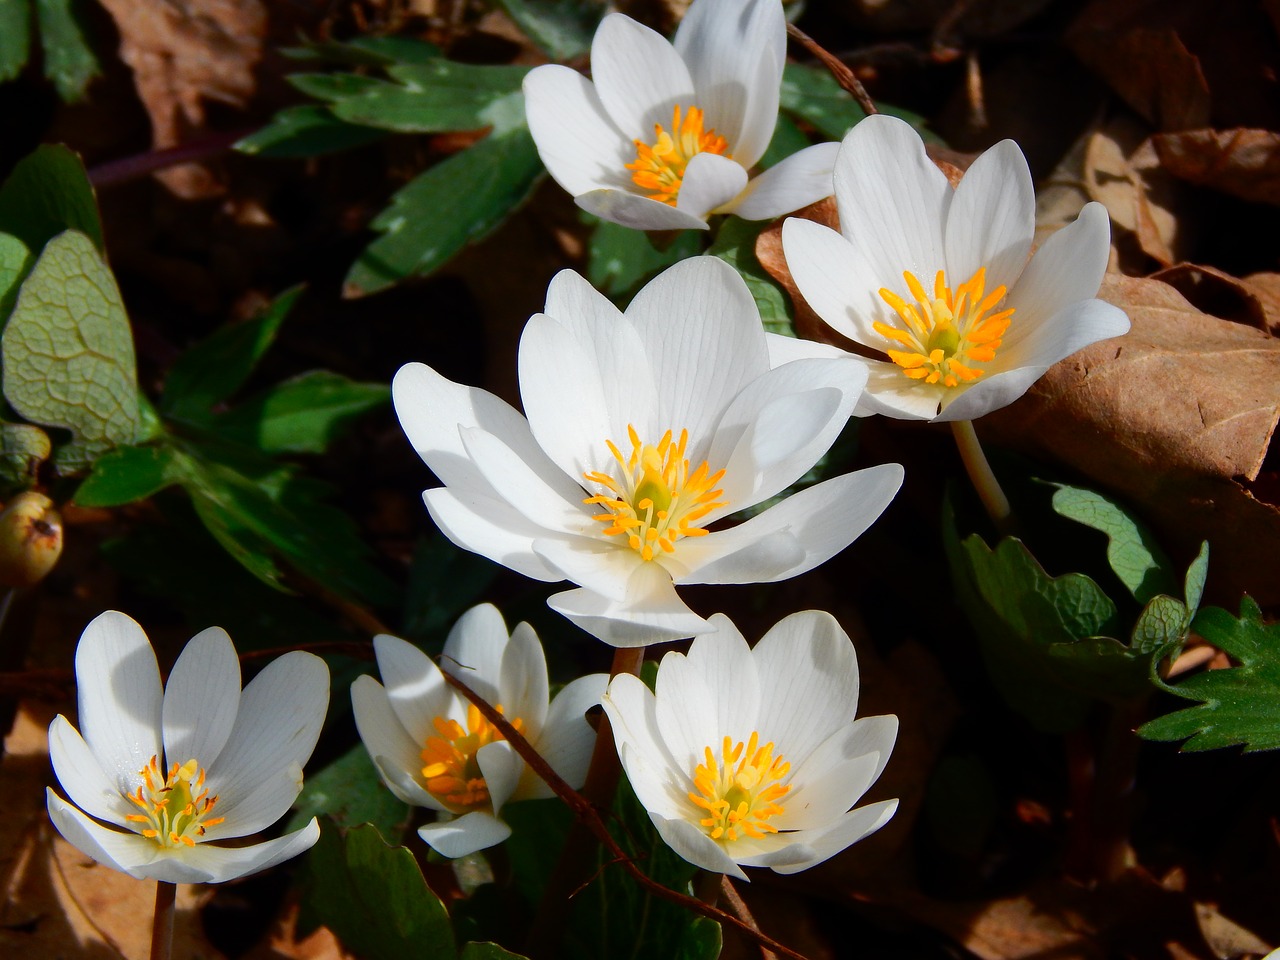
[689, 733, 790, 842]
[421, 703, 522, 811]
[874, 267, 1014, 388]
[583, 425, 727, 562]
[626, 105, 731, 206]
[124, 756, 224, 848]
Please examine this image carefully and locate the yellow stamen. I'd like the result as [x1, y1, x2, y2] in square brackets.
[873, 266, 1014, 388]
[127, 756, 224, 849]
[688, 732, 790, 842]
[626, 105, 731, 206]
[420, 703, 523, 811]
[583, 425, 727, 561]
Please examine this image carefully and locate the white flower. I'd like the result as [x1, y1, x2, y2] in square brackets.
[601, 610, 897, 879]
[523, 0, 840, 231]
[781, 114, 1131, 422]
[393, 256, 902, 647]
[46, 611, 329, 884]
[350, 604, 606, 858]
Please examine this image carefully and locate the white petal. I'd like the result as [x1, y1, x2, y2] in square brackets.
[533, 535, 640, 603]
[162, 626, 241, 770]
[201, 765, 305, 841]
[944, 139, 1034, 295]
[47, 789, 194, 882]
[423, 487, 563, 582]
[773, 714, 898, 831]
[674, 464, 904, 584]
[518, 310, 655, 483]
[205, 652, 328, 826]
[592, 14, 695, 138]
[753, 611, 860, 767]
[935, 297, 1130, 422]
[499, 621, 549, 736]
[476, 740, 523, 814]
[350, 675, 434, 805]
[725, 141, 839, 220]
[674, 0, 785, 165]
[834, 116, 950, 295]
[458, 426, 588, 536]
[748, 799, 898, 874]
[576, 188, 712, 231]
[521, 673, 609, 799]
[75, 611, 162, 797]
[854, 361, 947, 420]
[675, 152, 748, 221]
[780, 217, 891, 348]
[1003, 201, 1112, 343]
[442, 603, 509, 707]
[652, 812, 749, 880]
[602, 673, 692, 820]
[655, 625, 760, 776]
[372, 754, 447, 811]
[763, 333, 851, 366]
[547, 562, 713, 647]
[707, 357, 866, 510]
[47, 715, 135, 825]
[625, 257, 769, 451]
[418, 810, 513, 857]
[373, 633, 453, 745]
[523, 64, 630, 196]
[176, 818, 322, 883]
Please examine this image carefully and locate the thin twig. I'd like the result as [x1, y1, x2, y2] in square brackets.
[87, 130, 253, 189]
[441, 669, 812, 960]
[785, 23, 878, 116]
[720, 876, 778, 960]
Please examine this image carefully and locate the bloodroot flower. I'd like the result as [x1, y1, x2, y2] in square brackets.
[351, 604, 606, 858]
[393, 256, 902, 646]
[781, 114, 1130, 421]
[523, 0, 839, 231]
[46, 612, 329, 884]
[602, 610, 898, 879]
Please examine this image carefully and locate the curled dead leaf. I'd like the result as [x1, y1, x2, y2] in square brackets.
[1151, 263, 1280, 336]
[1153, 128, 1280, 206]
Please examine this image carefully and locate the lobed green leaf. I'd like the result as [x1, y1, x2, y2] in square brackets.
[210, 370, 389, 454]
[234, 105, 388, 158]
[331, 62, 530, 133]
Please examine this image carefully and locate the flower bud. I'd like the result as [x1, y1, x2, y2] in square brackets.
[0, 492, 63, 589]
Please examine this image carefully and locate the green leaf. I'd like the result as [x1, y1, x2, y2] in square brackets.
[1129, 594, 1191, 657]
[0, 145, 104, 253]
[585, 216, 702, 300]
[286, 744, 408, 840]
[344, 124, 543, 296]
[210, 371, 388, 454]
[34, 0, 98, 102]
[1049, 483, 1179, 606]
[1185, 540, 1209, 614]
[1, 230, 140, 471]
[0, 420, 50, 489]
[707, 218, 792, 336]
[490, 0, 598, 60]
[779, 64, 928, 141]
[73, 443, 183, 507]
[0, 0, 32, 83]
[1138, 598, 1280, 752]
[282, 36, 441, 68]
[234, 105, 388, 158]
[331, 62, 529, 133]
[287, 71, 389, 101]
[0, 231, 32, 320]
[402, 533, 498, 642]
[161, 285, 302, 420]
[300, 823, 457, 960]
[461, 944, 531, 960]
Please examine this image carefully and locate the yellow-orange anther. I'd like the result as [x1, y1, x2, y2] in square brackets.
[124, 756, 225, 848]
[874, 266, 1014, 388]
[627, 105, 730, 206]
[583, 425, 727, 562]
[689, 732, 790, 842]
[421, 703, 523, 810]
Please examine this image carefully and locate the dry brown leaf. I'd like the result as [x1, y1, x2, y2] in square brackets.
[1243, 273, 1280, 335]
[96, 0, 267, 198]
[1151, 263, 1280, 335]
[755, 196, 850, 350]
[981, 274, 1280, 604]
[1083, 124, 1183, 266]
[1152, 128, 1280, 206]
[1194, 902, 1272, 958]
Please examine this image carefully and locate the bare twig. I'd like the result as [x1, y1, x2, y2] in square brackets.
[441, 669, 812, 960]
[720, 876, 778, 960]
[785, 23, 878, 116]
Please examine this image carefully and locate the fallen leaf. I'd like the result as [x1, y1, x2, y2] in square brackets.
[1152, 128, 1280, 206]
[1195, 901, 1272, 958]
[1151, 263, 1280, 335]
[755, 196, 850, 349]
[1243, 273, 1280, 335]
[1083, 123, 1183, 266]
[95, 0, 267, 198]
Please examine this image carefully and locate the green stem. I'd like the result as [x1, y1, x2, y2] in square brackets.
[149, 881, 176, 960]
[950, 419, 1013, 537]
[525, 646, 644, 958]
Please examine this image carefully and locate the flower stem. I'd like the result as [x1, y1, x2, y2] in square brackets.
[950, 419, 1013, 537]
[149, 881, 176, 960]
[525, 646, 643, 958]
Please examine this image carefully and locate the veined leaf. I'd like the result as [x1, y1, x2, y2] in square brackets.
[0, 144, 104, 253]
[1139, 598, 1280, 752]
[0, 231, 32, 320]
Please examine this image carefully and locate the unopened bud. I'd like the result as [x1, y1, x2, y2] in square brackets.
[0, 492, 63, 589]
